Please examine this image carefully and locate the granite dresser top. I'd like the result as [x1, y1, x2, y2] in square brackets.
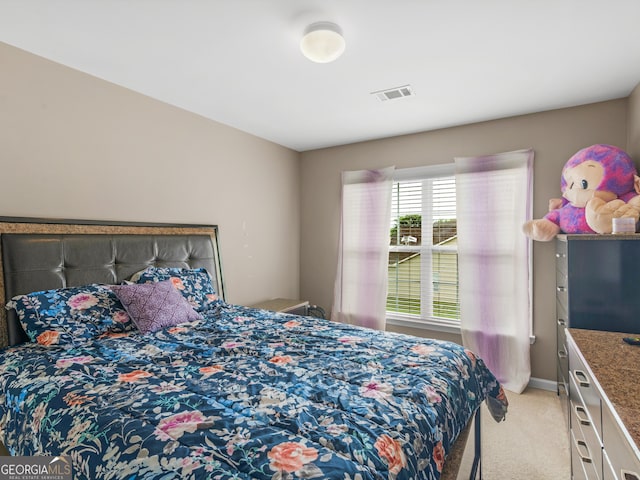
[568, 328, 640, 449]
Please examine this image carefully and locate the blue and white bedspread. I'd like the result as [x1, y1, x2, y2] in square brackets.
[0, 303, 507, 480]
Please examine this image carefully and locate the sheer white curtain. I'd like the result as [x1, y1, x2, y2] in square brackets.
[332, 167, 395, 330]
[455, 149, 533, 393]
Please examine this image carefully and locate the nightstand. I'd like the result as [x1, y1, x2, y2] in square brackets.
[249, 298, 310, 316]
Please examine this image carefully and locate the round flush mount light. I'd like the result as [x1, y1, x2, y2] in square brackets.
[300, 22, 345, 63]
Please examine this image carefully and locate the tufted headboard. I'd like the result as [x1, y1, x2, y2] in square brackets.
[0, 217, 225, 347]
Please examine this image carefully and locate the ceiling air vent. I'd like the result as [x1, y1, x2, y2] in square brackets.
[371, 85, 414, 102]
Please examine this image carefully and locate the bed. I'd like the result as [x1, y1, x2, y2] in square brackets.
[0, 217, 508, 480]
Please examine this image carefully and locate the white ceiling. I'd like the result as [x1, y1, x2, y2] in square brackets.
[2, 0, 640, 152]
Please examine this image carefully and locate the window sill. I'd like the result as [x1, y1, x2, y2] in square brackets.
[385, 313, 461, 335]
[386, 314, 537, 344]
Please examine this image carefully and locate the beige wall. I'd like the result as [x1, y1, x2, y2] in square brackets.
[299, 99, 629, 383]
[628, 82, 640, 158]
[0, 42, 301, 306]
[3, 40, 636, 385]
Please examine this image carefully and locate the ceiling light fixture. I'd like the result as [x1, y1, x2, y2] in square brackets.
[300, 22, 345, 63]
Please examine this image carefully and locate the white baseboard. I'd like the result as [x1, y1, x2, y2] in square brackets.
[527, 377, 557, 392]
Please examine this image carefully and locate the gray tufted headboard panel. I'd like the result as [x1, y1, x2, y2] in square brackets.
[0, 218, 225, 347]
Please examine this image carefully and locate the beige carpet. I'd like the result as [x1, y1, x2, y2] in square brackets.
[457, 387, 570, 479]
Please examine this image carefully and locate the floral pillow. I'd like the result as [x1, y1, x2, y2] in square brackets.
[111, 280, 202, 334]
[128, 267, 219, 312]
[6, 284, 134, 346]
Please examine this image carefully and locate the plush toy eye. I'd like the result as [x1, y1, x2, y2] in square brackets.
[581, 179, 588, 189]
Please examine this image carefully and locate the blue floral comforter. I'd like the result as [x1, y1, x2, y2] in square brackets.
[0, 303, 507, 480]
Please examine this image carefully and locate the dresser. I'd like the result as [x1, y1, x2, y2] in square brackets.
[567, 328, 640, 480]
[555, 234, 640, 412]
[555, 234, 640, 479]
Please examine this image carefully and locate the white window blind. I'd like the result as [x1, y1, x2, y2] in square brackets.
[387, 166, 459, 331]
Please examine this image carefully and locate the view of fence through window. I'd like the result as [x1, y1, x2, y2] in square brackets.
[387, 177, 460, 322]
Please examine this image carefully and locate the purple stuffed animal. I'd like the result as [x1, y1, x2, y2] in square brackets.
[523, 144, 640, 241]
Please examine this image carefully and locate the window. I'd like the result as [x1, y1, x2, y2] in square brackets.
[386, 165, 459, 332]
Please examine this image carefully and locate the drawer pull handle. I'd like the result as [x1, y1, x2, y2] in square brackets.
[558, 349, 567, 359]
[574, 439, 592, 464]
[574, 405, 591, 426]
[556, 253, 566, 258]
[557, 318, 566, 327]
[558, 383, 567, 395]
[621, 470, 640, 480]
[574, 370, 590, 388]
[557, 286, 567, 292]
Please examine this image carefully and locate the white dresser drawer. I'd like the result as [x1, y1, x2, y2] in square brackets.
[602, 403, 640, 480]
[569, 342, 602, 440]
[571, 428, 601, 479]
[603, 450, 619, 480]
[571, 396, 603, 477]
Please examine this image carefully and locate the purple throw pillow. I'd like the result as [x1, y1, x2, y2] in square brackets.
[111, 280, 202, 334]
[128, 267, 219, 312]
